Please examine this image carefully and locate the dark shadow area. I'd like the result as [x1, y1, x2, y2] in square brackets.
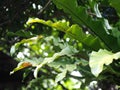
[0, 51, 23, 90]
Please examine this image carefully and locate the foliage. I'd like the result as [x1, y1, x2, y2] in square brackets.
[110, 0, 120, 15]
[1, 0, 120, 89]
[89, 49, 120, 77]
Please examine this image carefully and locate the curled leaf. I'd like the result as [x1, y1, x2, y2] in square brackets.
[10, 62, 32, 75]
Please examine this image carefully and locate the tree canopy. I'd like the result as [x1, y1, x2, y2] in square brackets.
[1, 0, 120, 90]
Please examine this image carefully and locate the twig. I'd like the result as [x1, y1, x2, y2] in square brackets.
[37, 0, 52, 15]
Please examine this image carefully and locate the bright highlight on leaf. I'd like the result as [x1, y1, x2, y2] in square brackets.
[89, 49, 120, 77]
[27, 18, 69, 32]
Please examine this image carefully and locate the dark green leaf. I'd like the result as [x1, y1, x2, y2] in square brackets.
[53, 0, 120, 51]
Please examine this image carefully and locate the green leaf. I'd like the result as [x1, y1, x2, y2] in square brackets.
[55, 64, 76, 83]
[10, 42, 22, 56]
[10, 45, 16, 56]
[34, 46, 78, 78]
[10, 57, 43, 74]
[66, 25, 104, 50]
[112, 28, 120, 46]
[110, 0, 120, 15]
[7, 30, 35, 38]
[27, 18, 53, 26]
[89, 49, 120, 77]
[55, 70, 67, 82]
[27, 18, 69, 32]
[53, 0, 120, 51]
[10, 35, 43, 55]
[66, 64, 76, 72]
[27, 18, 105, 51]
[66, 25, 85, 41]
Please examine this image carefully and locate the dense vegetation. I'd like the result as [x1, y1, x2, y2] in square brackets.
[1, 0, 120, 90]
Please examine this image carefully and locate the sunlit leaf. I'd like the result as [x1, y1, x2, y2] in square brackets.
[10, 62, 32, 75]
[27, 18, 105, 51]
[34, 46, 78, 78]
[55, 70, 67, 82]
[66, 64, 77, 72]
[10, 35, 43, 55]
[27, 18, 69, 32]
[89, 49, 120, 77]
